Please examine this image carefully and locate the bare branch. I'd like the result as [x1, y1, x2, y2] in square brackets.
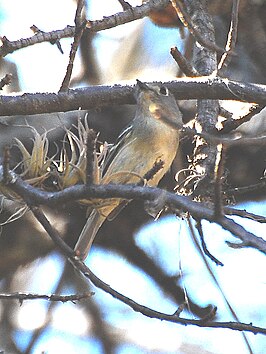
[117, 0, 132, 10]
[221, 104, 264, 134]
[0, 0, 170, 57]
[30, 25, 63, 54]
[2, 166, 266, 255]
[196, 220, 224, 266]
[85, 0, 170, 31]
[182, 126, 266, 147]
[59, 0, 86, 92]
[187, 216, 254, 353]
[226, 178, 266, 196]
[30, 205, 266, 336]
[0, 292, 94, 303]
[170, 0, 225, 53]
[170, 46, 199, 76]
[23, 262, 73, 354]
[0, 77, 266, 117]
[0, 28, 73, 57]
[218, 0, 240, 73]
[225, 207, 266, 223]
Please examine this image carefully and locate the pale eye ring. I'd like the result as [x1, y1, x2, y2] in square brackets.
[159, 86, 168, 95]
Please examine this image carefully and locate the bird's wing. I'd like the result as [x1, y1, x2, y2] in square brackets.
[106, 199, 129, 221]
[102, 124, 133, 175]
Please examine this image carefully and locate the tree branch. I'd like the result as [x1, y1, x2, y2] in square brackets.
[2, 166, 266, 255]
[30, 205, 266, 336]
[218, 0, 240, 73]
[0, 0, 170, 57]
[59, 0, 86, 92]
[0, 292, 94, 304]
[0, 77, 266, 116]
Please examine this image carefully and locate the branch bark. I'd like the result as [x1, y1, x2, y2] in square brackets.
[0, 0, 170, 57]
[0, 77, 265, 116]
[29, 205, 266, 336]
[2, 166, 266, 255]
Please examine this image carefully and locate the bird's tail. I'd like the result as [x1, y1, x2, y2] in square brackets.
[74, 209, 106, 260]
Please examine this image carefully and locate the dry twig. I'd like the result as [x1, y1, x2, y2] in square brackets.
[218, 0, 240, 73]
[59, 0, 86, 92]
[28, 205, 266, 336]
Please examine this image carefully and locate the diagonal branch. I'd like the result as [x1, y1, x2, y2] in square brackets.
[30, 205, 266, 336]
[59, 0, 86, 92]
[218, 0, 240, 73]
[171, 0, 225, 53]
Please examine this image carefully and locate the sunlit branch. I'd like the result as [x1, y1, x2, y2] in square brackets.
[218, 0, 240, 72]
[0, 77, 266, 116]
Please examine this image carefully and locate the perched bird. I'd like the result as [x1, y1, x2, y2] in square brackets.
[74, 80, 183, 260]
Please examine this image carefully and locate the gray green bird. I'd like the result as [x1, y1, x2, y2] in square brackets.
[74, 79, 183, 260]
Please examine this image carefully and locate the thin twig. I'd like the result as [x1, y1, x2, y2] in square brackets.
[23, 262, 70, 354]
[170, 46, 199, 76]
[221, 104, 264, 134]
[29, 205, 266, 335]
[196, 220, 224, 266]
[226, 178, 266, 196]
[59, 0, 86, 92]
[170, 0, 225, 54]
[30, 24, 63, 54]
[0, 292, 94, 303]
[219, 106, 233, 120]
[187, 216, 254, 353]
[143, 159, 164, 182]
[225, 207, 266, 223]
[218, 0, 240, 73]
[117, 0, 132, 10]
[0, 0, 170, 57]
[182, 126, 266, 147]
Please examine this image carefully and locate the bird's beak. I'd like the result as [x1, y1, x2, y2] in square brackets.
[136, 79, 150, 91]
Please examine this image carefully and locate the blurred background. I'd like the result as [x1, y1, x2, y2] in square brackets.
[0, 0, 266, 353]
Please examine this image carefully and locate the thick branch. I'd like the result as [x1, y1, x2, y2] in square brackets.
[2, 167, 266, 255]
[183, 0, 220, 199]
[0, 77, 266, 116]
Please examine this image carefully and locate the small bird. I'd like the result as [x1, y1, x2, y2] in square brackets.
[74, 79, 183, 260]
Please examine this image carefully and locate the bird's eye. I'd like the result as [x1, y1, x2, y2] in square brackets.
[159, 86, 168, 95]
